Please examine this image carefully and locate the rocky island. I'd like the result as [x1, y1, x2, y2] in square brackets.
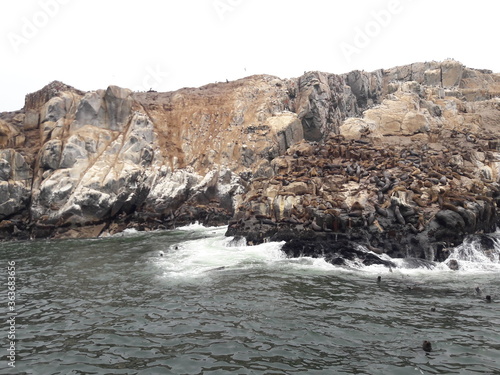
[1, 60, 500, 266]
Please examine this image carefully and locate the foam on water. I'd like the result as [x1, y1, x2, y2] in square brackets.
[155, 225, 500, 281]
[443, 234, 500, 273]
[7, 225, 499, 375]
[111, 228, 141, 237]
[157, 233, 287, 279]
[110, 222, 227, 239]
[175, 221, 224, 233]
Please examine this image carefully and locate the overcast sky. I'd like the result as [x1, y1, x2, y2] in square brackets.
[1, 0, 499, 112]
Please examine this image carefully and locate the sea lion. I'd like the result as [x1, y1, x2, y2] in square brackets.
[417, 213, 425, 231]
[377, 190, 385, 203]
[348, 210, 363, 217]
[375, 204, 388, 218]
[367, 211, 376, 225]
[393, 205, 405, 225]
[413, 196, 427, 207]
[311, 220, 322, 231]
[351, 201, 364, 211]
[367, 245, 383, 255]
[261, 219, 277, 226]
[447, 259, 459, 271]
[422, 341, 432, 352]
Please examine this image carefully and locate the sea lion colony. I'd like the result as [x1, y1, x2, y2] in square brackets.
[227, 130, 499, 264]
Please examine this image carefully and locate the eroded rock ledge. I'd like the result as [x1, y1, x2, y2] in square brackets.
[1, 59, 500, 266]
[226, 134, 499, 265]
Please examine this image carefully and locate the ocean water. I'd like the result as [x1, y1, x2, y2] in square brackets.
[1, 224, 499, 375]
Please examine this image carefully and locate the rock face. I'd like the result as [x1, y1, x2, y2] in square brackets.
[226, 133, 498, 263]
[0, 149, 31, 220]
[0, 76, 305, 238]
[227, 60, 500, 264]
[1, 59, 500, 266]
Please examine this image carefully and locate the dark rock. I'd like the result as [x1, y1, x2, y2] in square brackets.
[435, 210, 466, 231]
[280, 237, 396, 268]
[399, 258, 437, 269]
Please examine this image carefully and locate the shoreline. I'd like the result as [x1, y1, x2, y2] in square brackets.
[1, 60, 500, 269]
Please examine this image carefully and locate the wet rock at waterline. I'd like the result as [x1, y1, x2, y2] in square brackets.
[227, 130, 499, 263]
[1, 60, 500, 268]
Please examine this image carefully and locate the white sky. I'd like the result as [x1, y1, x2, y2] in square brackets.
[1, 0, 499, 112]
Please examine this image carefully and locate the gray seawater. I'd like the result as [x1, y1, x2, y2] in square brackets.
[1, 223, 500, 375]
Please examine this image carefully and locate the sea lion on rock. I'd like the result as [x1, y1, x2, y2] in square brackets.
[351, 201, 364, 211]
[393, 205, 406, 225]
[366, 244, 383, 255]
[375, 204, 388, 217]
[413, 196, 427, 207]
[367, 211, 376, 225]
[311, 220, 322, 231]
[377, 191, 385, 203]
[348, 210, 363, 217]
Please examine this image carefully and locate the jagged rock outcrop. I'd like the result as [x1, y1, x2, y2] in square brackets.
[226, 60, 500, 265]
[0, 75, 305, 239]
[226, 133, 499, 263]
[1, 59, 500, 268]
[291, 72, 359, 140]
[0, 149, 31, 220]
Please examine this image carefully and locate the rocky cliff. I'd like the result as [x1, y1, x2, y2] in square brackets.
[1, 60, 500, 265]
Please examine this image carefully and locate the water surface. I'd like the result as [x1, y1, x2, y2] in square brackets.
[1, 224, 499, 374]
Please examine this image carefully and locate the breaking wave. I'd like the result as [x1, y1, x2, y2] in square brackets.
[154, 225, 500, 280]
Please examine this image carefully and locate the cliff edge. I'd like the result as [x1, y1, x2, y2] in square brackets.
[1, 60, 500, 265]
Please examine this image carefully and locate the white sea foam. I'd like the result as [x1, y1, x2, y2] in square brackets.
[157, 228, 500, 281]
[158, 234, 287, 279]
[443, 235, 500, 273]
[111, 222, 227, 238]
[175, 221, 226, 233]
[110, 228, 142, 237]
[363, 235, 500, 279]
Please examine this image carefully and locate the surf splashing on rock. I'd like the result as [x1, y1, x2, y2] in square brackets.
[444, 233, 500, 272]
[156, 225, 286, 279]
[153, 224, 500, 283]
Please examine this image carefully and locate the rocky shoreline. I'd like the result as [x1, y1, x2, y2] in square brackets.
[1, 59, 500, 267]
[226, 134, 499, 266]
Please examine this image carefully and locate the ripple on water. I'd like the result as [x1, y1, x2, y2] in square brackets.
[2, 230, 500, 375]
